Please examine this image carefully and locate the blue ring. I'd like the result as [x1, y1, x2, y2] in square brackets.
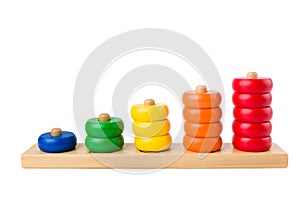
[38, 131, 77, 153]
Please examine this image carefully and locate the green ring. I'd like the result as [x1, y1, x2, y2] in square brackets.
[85, 135, 124, 153]
[85, 117, 124, 138]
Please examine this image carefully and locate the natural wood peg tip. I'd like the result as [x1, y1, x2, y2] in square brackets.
[247, 72, 258, 79]
[196, 85, 207, 93]
[144, 99, 155, 106]
[98, 113, 111, 122]
[51, 128, 62, 137]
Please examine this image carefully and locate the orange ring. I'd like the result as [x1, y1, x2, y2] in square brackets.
[182, 90, 221, 108]
[184, 121, 222, 138]
[183, 107, 222, 123]
[183, 135, 222, 153]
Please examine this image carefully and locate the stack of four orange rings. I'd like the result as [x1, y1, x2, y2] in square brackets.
[182, 85, 223, 152]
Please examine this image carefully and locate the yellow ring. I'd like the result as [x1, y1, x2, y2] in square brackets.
[132, 119, 170, 137]
[134, 134, 172, 152]
[130, 104, 169, 122]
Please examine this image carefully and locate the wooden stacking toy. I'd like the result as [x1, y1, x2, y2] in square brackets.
[38, 128, 77, 153]
[182, 85, 223, 152]
[22, 71, 288, 169]
[232, 72, 273, 152]
[131, 99, 172, 152]
[85, 113, 124, 152]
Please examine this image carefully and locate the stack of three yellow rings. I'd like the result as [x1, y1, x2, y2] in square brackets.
[131, 99, 172, 152]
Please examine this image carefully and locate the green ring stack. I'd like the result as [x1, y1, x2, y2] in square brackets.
[85, 113, 124, 153]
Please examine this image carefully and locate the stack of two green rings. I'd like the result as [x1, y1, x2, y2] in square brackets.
[85, 113, 124, 152]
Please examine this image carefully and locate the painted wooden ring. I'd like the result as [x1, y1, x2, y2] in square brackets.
[134, 134, 172, 152]
[183, 107, 222, 123]
[233, 107, 273, 123]
[184, 121, 222, 138]
[85, 135, 124, 153]
[232, 135, 272, 152]
[132, 119, 170, 137]
[232, 120, 272, 138]
[38, 131, 77, 153]
[131, 103, 169, 122]
[233, 77, 273, 94]
[183, 135, 222, 153]
[85, 117, 124, 138]
[232, 93, 272, 108]
[182, 90, 221, 108]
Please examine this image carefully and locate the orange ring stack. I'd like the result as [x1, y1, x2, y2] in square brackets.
[182, 85, 223, 152]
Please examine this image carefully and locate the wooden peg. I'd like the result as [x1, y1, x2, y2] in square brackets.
[50, 128, 62, 137]
[247, 72, 258, 79]
[98, 113, 111, 122]
[144, 99, 155, 106]
[196, 85, 207, 93]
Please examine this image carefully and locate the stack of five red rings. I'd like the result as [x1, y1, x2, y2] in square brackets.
[232, 72, 273, 152]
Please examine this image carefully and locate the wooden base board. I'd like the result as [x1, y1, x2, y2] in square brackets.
[21, 143, 288, 169]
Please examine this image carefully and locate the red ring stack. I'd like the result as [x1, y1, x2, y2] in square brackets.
[232, 72, 273, 152]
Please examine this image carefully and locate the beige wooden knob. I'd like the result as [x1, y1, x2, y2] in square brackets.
[144, 99, 155, 106]
[51, 128, 62, 137]
[247, 72, 258, 79]
[196, 85, 207, 93]
[98, 113, 111, 122]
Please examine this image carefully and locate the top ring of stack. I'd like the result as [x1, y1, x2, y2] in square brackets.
[182, 85, 221, 108]
[233, 72, 273, 94]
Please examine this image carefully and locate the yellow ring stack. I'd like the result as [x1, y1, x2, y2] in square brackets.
[130, 99, 172, 152]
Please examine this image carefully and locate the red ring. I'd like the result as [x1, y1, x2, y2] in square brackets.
[233, 78, 273, 94]
[232, 120, 272, 138]
[233, 107, 272, 123]
[232, 135, 272, 152]
[232, 93, 272, 108]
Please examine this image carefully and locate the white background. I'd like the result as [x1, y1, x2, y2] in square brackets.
[1, 0, 299, 199]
